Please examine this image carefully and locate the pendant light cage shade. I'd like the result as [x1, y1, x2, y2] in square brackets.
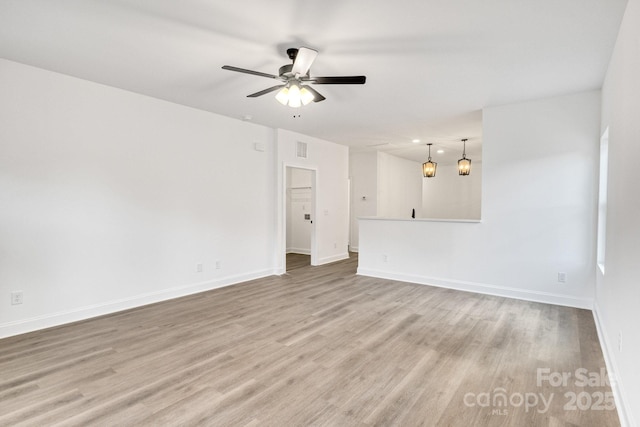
[423, 160, 437, 178]
[458, 138, 471, 176]
[458, 158, 471, 175]
[423, 143, 437, 178]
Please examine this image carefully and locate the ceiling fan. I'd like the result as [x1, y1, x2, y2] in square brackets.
[222, 47, 366, 107]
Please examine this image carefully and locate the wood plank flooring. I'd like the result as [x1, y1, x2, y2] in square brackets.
[0, 254, 620, 426]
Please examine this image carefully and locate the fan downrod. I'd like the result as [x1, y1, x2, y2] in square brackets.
[286, 48, 299, 62]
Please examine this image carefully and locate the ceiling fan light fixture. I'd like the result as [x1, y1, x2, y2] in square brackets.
[275, 82, 314, 108]
[275, 86, 289, 105]
[287, 83, 302, 108]
[300, 86, 315, 105]
[223, 46, 365, 106]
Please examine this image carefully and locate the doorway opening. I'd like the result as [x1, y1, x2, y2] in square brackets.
[285, 166, 316, 272]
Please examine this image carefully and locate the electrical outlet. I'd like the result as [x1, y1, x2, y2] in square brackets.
[557, 272, 567, 283]
[196, 263, 203, 273]
[11, 291, 23, 305]
[215, 260, 221, 270]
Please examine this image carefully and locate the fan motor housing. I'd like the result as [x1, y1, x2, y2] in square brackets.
[286, 48, 299, 60]
[279, 64, 294, 77]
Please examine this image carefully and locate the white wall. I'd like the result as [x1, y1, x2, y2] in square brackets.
[286, 168, 312, 254]
[348, 151, 422, 251]
[596, 0, 640, 424]
[350, 150, 481, 250]
[349, 152, 378, 251]
[358, 90, 601, 309]
[377, 152, 422, 218]
[422, 162, 482, 219]
[276, 129, 349, 269]
[0, 59, 277, 338]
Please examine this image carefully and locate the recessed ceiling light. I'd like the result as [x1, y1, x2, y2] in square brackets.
[437, 149, 444, 154]
[412, 139, 421, 143]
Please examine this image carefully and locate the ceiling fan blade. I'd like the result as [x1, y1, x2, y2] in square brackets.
[222, 65, 281, 80]
[303, 86, 326, 102]
[291, 47, 318, 76]
[305, 76, 367, 84]
[247, 85, 285, 98]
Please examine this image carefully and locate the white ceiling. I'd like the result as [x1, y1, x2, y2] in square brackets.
[0, 0, 628, 164]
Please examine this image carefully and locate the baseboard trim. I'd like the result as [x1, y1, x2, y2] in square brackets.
[0, 268, 275, 339]
[593, 302, 633, 427]
[316, 252, 350, 266]
[286, 248, 311, 255]
[356, 268, 593, 309]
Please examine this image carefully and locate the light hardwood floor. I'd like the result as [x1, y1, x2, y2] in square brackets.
[0, 254, 620, 426]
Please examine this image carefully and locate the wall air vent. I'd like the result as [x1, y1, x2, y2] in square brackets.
[296, 141, 308, 159]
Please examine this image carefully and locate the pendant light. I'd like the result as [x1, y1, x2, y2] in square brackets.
[458, 138, 471, 176]
[422, 143, 437, 178]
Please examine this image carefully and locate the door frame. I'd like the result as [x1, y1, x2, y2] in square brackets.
[281, 164, 318, 272]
